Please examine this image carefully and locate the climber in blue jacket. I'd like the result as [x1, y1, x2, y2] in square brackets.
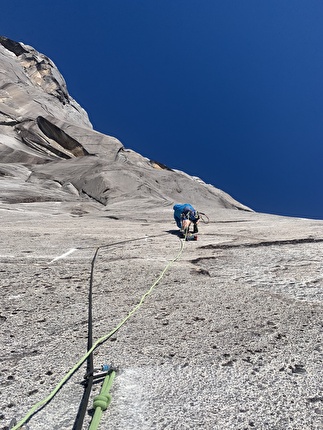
[173, 203, 200, 235]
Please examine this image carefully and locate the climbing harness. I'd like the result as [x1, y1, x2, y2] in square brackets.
[11, 232, 188, 430]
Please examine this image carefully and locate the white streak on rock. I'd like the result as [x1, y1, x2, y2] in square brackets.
[49, 248, 77, 264]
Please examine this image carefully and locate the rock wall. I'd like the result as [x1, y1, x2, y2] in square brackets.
[0, 36, 251, 212]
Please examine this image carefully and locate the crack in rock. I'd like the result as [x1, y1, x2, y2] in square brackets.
[199, 237, 323, 250]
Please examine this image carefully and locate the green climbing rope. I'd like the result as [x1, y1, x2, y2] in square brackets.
[12, 235, 187, 430]
[89, 371, 116, 430]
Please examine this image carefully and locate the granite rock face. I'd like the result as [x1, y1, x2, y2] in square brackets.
[0, 36, 250, 212]
[1, 37, 323, 430]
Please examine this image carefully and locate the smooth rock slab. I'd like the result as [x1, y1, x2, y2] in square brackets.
[1, 203, 322, 429]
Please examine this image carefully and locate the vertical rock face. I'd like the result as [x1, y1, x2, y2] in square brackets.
[0, 36, 91, 127]
[0, 36, 251, 211]
[0, 36, 93, 164]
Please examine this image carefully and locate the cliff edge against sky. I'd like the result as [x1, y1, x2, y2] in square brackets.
[1, 37, 322, 430]
[0, 36, 250, 212]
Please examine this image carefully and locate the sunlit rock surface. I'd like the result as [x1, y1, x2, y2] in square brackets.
[1, 37, 322, 430]
[0, 36, 251, 212]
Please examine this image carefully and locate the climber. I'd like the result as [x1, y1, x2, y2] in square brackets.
[173, 203, 200, 235]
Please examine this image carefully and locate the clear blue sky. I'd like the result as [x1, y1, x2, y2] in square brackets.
[2, 1, 323, 219]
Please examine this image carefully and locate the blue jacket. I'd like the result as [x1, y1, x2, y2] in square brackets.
[173, 204, 198, 228]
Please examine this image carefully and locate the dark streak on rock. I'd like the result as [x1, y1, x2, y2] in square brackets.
[0, 36, 28, 56]
[197, 237, 323, 252]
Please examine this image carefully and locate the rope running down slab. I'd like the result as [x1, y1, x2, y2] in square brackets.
[12, 233, 187, 430]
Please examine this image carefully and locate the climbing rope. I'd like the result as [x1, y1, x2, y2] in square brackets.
[199, 212, 210, 224]
[74, 235, 168, 429]
[89, 370, 116, 430]
[12, 233, 187, 430]
[72, 246, 99, 430]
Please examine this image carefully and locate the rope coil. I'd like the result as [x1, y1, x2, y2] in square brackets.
[199, 212, 210, 224]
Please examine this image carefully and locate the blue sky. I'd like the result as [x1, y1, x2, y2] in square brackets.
[2, 1, 323, 219]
